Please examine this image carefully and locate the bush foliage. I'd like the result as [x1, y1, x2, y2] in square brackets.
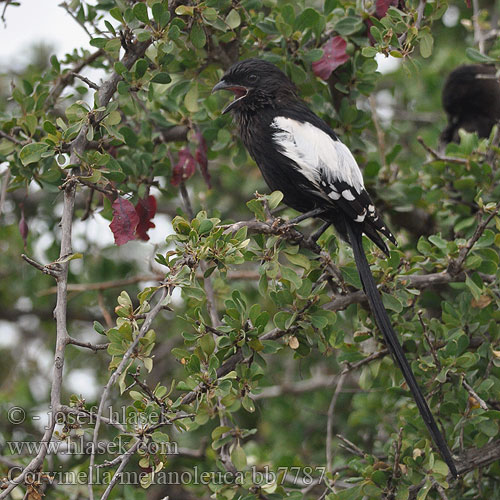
[1, 1, 500, 499]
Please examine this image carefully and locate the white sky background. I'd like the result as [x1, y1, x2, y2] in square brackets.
[0, 0, 92, 69]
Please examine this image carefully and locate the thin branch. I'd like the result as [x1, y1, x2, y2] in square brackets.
[0, 168, 10, 216]
[369, 94, 386, 166]
[252, 373, 337, 400]
[58, 404, 126, 433]
[398, 0, 426, 46]
[1, 0, 13, 25]
[179, 180, 194, 219]
[431, 477, 449, 500]
[471, 0, 485, 55]
[88, 286, 168, 497]
[417, 136, 469, 165]
[326, 371, 348, 473]
[59, 1, 98, 39]
[336, 434, 365, 458]
[99, 440, 141, 500]
[449, 201, 500, 273]
[0, 181, 75, 500]
[67, 337, 109, 351]
[71, 72, 100, 91]
[462, 378, 488, 410]
[0, 129, 27, 146]
[47, 49, 104, 106]
[21, 254, 60, 278]
[418, 310, 441, 370]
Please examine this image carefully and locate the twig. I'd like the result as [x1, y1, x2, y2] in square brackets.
[252, 373, 337, 399]
[97, 291, 114, 328]
[0, 129, 27, 146]
[71, 72, 100, 91]
[179, 180, 194, 219]
[99, 440, 141, 500]
[369, 95, 386, 166]
[326, 371, 347, 473]
[88, 286, 168, 496]
[0, 168, 10, 216]
[417, 136, 469, 165]
[418, 310, 441, 370]
[0, 180, 76, 500]
[59, 1, 99, 39]
[67, 337, 109, 351]
[448, 201, 500, 275]
[392, 427, 404, 482]
[181, 300, 318, 405]
[462, 378, 488, 410]
[58, 404, 126, 433]
[43, 274, 161, 294]
[21, 254, 60, 278]
[47, 49, 104, 106]
[471, 0, 485, 55]
[431, 478, 449, 500]
[336, 434, 365, 458]
[398, 0, 426, 46]
[78, 178, 117, 196]
[1, 0, 13, 24]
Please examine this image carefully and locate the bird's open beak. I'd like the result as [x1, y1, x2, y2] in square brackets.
[212, 79, 249, 114]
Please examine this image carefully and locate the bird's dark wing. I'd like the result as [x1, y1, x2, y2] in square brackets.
[270, 113, 396, 252]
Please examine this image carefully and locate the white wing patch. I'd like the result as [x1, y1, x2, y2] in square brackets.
[271, 116, 365, 194]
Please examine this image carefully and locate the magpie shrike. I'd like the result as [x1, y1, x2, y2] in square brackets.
[441, 64, 500, 146]
[213, 58, 458, 477]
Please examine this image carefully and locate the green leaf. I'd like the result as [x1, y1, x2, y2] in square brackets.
[465, 48, 496, 63]
[133, 2, 149, 23]
[419, 32, 434, 58]
[129, 390, 143, 401]
[242, 395, 255, 413]
[225, 9, 241, 29]
[231, 443, 247, 469]
[199, 334, 216, 355]
[152, 3, 170, 27]
[190, 22, 206, 48]
[294, 8, 321, 31]
[150, 72, 171, 84]
[334, 16, 363, 36]
[382, 292, 403, 313]
[341, 265, 362, 289]
[19, 142, 49, 166]
[135, 58, 149, 79]
[267, 190, 283, 209]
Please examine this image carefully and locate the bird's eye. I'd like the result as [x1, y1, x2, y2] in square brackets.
[248, 74, 258, 83]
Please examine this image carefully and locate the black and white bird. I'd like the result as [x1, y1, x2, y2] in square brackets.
[213, 58, 458, 477]
[441, 64, 500, 146]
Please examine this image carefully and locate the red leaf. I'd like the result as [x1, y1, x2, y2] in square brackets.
[376, 0, 398, 18]
[110, 197, 140, 246]
[194, 129, 211, 188]
[135, 195, 157, 241]
[19, 204, 28, 248]
[171, 148, 196, 186]
[312, 37, 350, 81]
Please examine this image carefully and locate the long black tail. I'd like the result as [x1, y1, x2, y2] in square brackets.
[345, 220, 458, 477]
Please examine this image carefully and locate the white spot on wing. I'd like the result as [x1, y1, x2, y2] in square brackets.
[355, 213, 366, 222]
[328, 191, 340, 200]
[342, 189, 355, 201]
[271, 117, 365, 194]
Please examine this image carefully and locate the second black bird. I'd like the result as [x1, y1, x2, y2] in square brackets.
[213, 58, 458, 477]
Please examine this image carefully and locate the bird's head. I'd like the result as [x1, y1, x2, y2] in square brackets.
[212, 58, 297, 114]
